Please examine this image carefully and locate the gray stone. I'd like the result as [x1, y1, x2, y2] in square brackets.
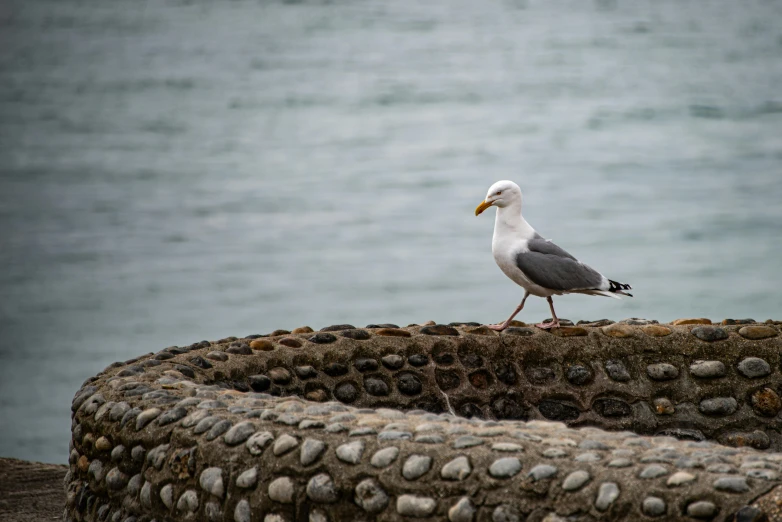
[746, 469, 778, 480]
[689, 360, 726, 378]
[371, 446, 400, 468]
[205, 419, 232, 440]
[699, 397, 738, 415]
[378, 430, 412, 441]
[403, 454, 433, 480]
[448, 497, 476, 522]
[246, 431, 274, 455]
[160, 484, 174, 509]
[607, 458, 633, 468]
[301, 439, 327, 466]
[397, 495, 437, 517]
[194, 416, 220, 434]
[181, 409, 210, 428]
[642, 496, 666, 517]
[574, 452, 601, 462]
[639, 464, 668, 479]
[105, 467, 128, 490]
[307, 474, 338, 503]
[268, 477, 295, 503]
[595, 482, 620, 511]
[415, 434, 445, 444]
[441, 456, 472, 480]
[579, 440, 610, 450]
[199, 467, 224, 498]
[737, 357, 771, 378]
[562, 470, 590, 491]
[176, 490, 198, 512]
[110, 445, 125, 462]
[234, 499, 251, 522]
[354, 479, 389, 513]
[687, 501, 717, 518]
[489, 457, 522, 478]
[88, 459, 104, 481]
[692, 326, 729, 342]
[453, 436, 483, 449]
[336, 440, 365, 464]
[135, 408, 161, 430]
[605, 360, 631, 382]
[528, 464, 557, 481]
[223, 421, 256, 445]
[236, 467, 258, 489]
[309, 509, 328, 522]
[713, 475, 749, 492]
[492, 505, 521, 522]
[273, 434, 299, 456]
[140, 481, 152, 508]
[543, 448, 568, 459]
[667, 471, 696, 486]
[647, 363, 679, 380]
[205, 501, 222, 522]
[491, 443, 523, 452]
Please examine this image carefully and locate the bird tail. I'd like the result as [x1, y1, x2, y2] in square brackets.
[608, 279, 633, 297]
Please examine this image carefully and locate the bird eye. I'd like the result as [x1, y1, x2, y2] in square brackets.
[495, 191, 501, 195]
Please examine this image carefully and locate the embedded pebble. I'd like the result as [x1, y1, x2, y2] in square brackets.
[737, 357, 771, 378]
[94, 436, 111, 452]
[354, 478, 389, 513]
[489, 457, 522, 478]
[595, 482, 620, 511]
[306, 473, 338, 503]
[646, 364, 679, 380]
[543, 448, 568, 459]
[177, 490, 198, 512]
[441, 456, 471, 480]
[224, 421, 256, 446]
[397, 495, 437, 517]
[562, 470, 590, 491]
[738, 325, 778, 340]
[574, 452, 601, 463]
[371, 447, 400, 468]
[699, 397, 738, 415]
[653, 398, 675, 415]
[233, 500, 251, 522]
[642, 496, 666, 517]
[105, 467, 127, 490]
[713, 475, 749, 492]
[140, 481, 152, 508]
[607, 458, 632, 468]
[403, 455, 433, 480]
[689, 360, 726, 378]
[236, 467, 258, 489]
[639, 464, 668, 478]
[135, 408, 161, 430]
[246, 431, 274, 455]
[492, 442, 523, 452]
[301, 439, 327, 466]
[667, 471, 696, 486]
[692, 325, 728, 342]
[687, 501, 717, 518]
[273, 434, 299, 456]
[205, 419, 232, 440]
[528, 464, 557, 481]
[448, 497, 476, 522]
[336, 440, 365, 464]
[199, 467, 224, 498]
[194, 416, 220, 434]
[158, 406, 187, 426]
[268, 477, 295, 503]
[88, 459, 103, 481]
[454, 436, 483, 449]
[160, 484, 174, 509]
[381, 354, 405, 369]
[604, 360, 631, 381]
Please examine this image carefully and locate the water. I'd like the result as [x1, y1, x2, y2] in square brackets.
[1, 0, 781, 464]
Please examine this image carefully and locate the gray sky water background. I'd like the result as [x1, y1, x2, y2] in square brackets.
[1, 0, 781, 463]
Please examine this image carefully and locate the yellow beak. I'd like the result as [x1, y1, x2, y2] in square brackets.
[475, 199, 493, 216]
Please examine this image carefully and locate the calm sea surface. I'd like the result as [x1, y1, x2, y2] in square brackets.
[1, 0, 781, 463]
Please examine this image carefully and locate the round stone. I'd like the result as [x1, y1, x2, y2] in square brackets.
[323, 363, 348, 376]
[194, 416, 220, 434]
[604, 360, 631, 381]
[249, 339, 273, 351]
[176, 490, 198, 512]
[354, 479, 389, 513]
[334, 382, 358, 403]
[448, 497, 476, 522]
[751, 388, 782, 417]
[403, 454, 433, 480]
[336, 440, 365, 464]
[94, 436, 111, 452]
[236, 467, 258, 489]
[354, 358, 378, 372]
[397, 373, 423, 395]
[562, 470, 590, 491]
[158, 407, 187, 426]
[607, 458, 632, 468]
[342, 329, 371, 340]
[699, 397, 738, 416]
[528, 464, 557, 481]
[647, 363, 679, 380]
[642, 496, 666, 517]
[371, 447, 400, 468]
[397, 495, 437, 517]
[160, 484, 174, 509]
[692, 326, 729, 342]
[268, 477, 295, 503]
[602, 323, 635, 338]
[105, 468, 128, 490]
[306, 474, 338, 503]
[205, 419, 232, 441]
[687, 501, 717, 519]
[689, 360, 726, 378]
[642, 325, 672, 336]
[489, 457, 522, 478]
[639, 464, 668, 479]
[595, 482, 620, 511]
[224, 421, 256, 446]
[135, 408, 161, 430]
[713, 475, 749, 492]
[441, 456, 471, 480]
[365, 377, 389, 396]
[248, 375, 271, 392]
[738, 326, 778, 340]
[87, 459, 103, 481]
[492, 505, 521, 522]
[140, 481, 152, 508]
[300, 439, 326, 466]
[308, 333, 337, 344]
[246, 431, 274, 455]
[273, 434, 299, 456]
[538, 400, 580, 421]
[435, 369, 461, 390]
[737, 357, 771, 378]
[593, 398, 632, 417]
[653, 398, 675, 415]
[566, 365, 592, 385]
[268, 367, 291, 385]
[408, 354, 429, 366]
[667, 471, 696, 486]
[382, 355, 405, 369]
[199, 467, 224, 498]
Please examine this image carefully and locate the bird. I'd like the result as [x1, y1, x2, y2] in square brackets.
[474, 180, 632, 331]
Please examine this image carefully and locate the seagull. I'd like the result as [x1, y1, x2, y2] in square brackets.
[475, 180, 632, 331]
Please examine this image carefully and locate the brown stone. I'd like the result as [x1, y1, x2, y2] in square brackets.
[82, 432, 94, 448]
[465, 326, 494, 336]
[269, 329, 291, 336]
[268, 367, 291, 385]
[375, 328, 411, 338]
[278, 338, 303, 348]
[508, 320, 527, 327]
[94, 436, 112, 452]
[641, 325, 672, 337]
[420, 325, 459, 336]
[549, 327, 588, 337]
[250, 340, 274, 351]
[672, 318, 711, 325]
[305, 389, 329, 402]
[653, 398, 675, 415]
[738, 326, 778, 340]
[292, 326, 314, 334]
[420, 321, 436, 326]
[751, 388, 782, 417]
[77, 455, 89, 473]
[601, 324, 635, 338]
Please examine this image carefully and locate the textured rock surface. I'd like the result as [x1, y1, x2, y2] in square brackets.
[63, 319, 782, 521]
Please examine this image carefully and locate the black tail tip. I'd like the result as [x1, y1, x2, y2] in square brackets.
[609, 279, 632, 292]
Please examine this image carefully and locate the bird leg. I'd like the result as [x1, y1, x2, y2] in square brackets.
[535, 296, 561, 329]
[487, 292, 529, 331]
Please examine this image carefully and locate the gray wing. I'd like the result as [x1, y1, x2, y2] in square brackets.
[515, 238, 604, 291]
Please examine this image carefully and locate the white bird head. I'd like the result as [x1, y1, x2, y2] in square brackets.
[475, 180, 522, 216]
